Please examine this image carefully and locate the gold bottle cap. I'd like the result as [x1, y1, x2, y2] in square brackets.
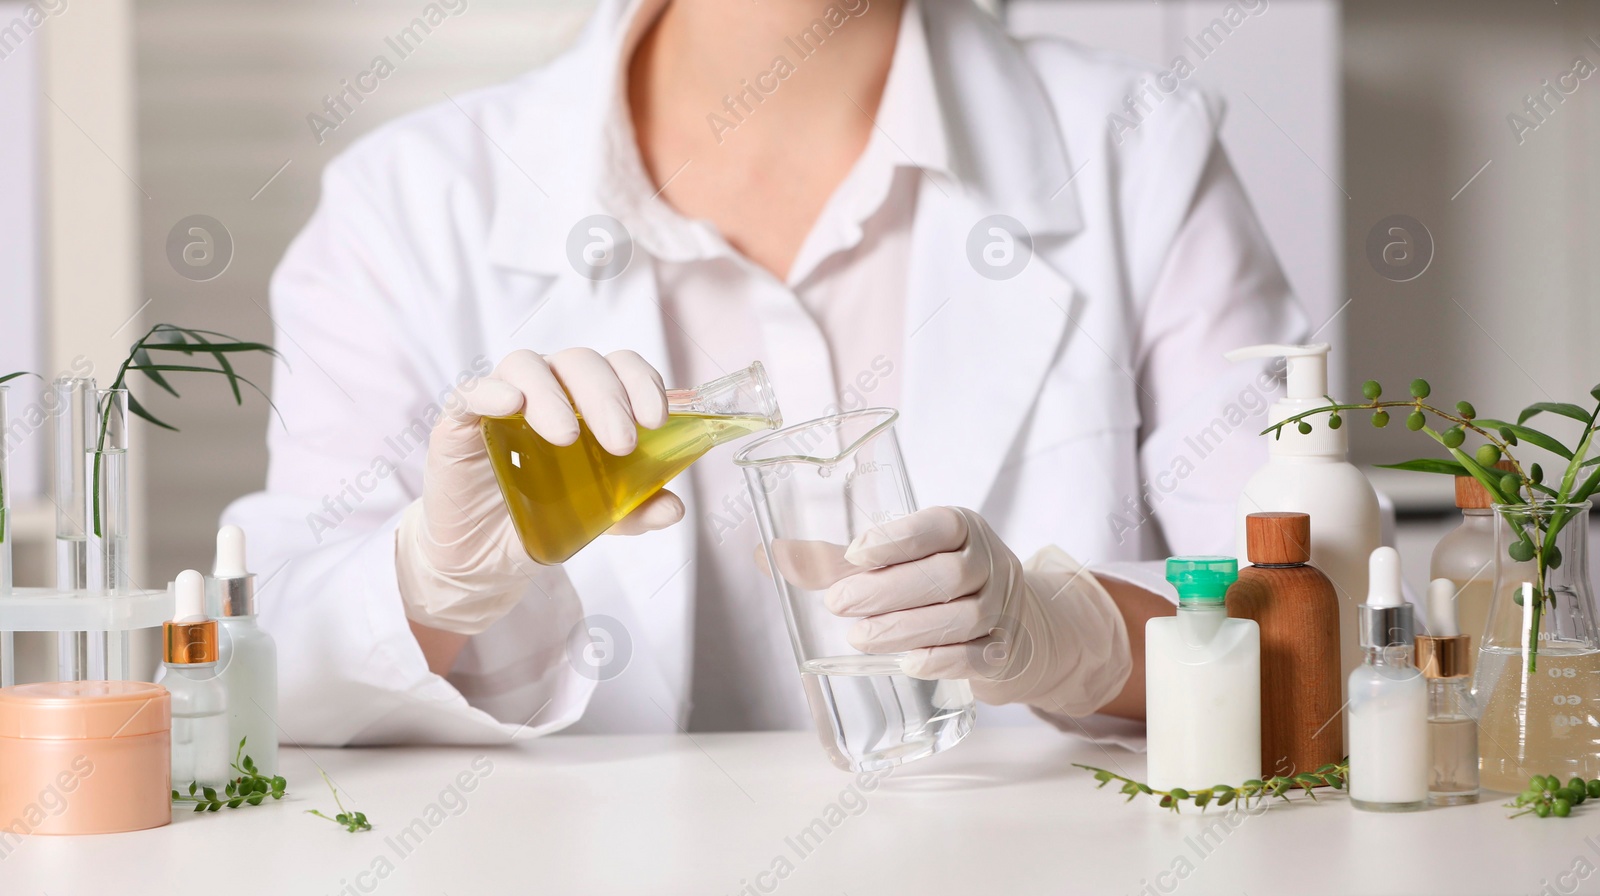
[164, 620, 218, 665]
[1416, 634, 1471, 678]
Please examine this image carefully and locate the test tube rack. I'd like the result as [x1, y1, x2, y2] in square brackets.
[0, 587, 173, 687]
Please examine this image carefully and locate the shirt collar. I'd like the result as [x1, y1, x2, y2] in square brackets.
[596, 0, 954, 269]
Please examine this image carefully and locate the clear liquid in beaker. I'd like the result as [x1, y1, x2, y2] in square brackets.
[799, 654, 975, 772]
[1476, 643, 1600, 792]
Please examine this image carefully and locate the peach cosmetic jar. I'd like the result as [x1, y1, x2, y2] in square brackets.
[0, 680, 171, 835]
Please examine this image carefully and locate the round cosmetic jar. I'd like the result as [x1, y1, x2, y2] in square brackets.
[0, 680, 171, 835]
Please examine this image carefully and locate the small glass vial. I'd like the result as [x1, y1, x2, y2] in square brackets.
[156, 570, 230, 787]
[1348, 547, 1428, 812]
[1418, 579, 1478, 805]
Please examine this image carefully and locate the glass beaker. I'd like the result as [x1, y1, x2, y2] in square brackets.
[1476, 502, 1600, 792]
[482, 362, 780, 565]
[734, 408, 976, 772]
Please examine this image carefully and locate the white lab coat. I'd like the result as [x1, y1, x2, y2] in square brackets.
[224, 0, 1305, 745]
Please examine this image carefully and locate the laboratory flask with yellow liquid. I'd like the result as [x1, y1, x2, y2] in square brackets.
[1475, 501, 1600, 792]
[481, 362, 781, 565]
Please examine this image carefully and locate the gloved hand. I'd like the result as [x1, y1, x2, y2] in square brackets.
[396, 348, 686, 635]
[825, 507, 1131, 716]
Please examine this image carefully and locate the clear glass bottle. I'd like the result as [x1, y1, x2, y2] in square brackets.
[1431, 468, 1532, 652]
[211, 526, 278, 775]
[1349, 548, 1428, 812]
[157, 570, 230, 787]
[1477, 502, 1600, 792]
[1418, 579, 1478, 805]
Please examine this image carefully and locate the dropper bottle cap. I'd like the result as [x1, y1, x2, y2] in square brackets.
[211, 525, 257, 618]
[164, 570, 218, 665]
[1417, 578, 1471, 678]
[1358, 547, 1414, 648]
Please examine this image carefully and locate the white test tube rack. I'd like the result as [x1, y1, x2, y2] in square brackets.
[0, 588, 173, 687]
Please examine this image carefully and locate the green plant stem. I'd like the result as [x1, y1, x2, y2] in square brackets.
[1074, 761, 1348, 813]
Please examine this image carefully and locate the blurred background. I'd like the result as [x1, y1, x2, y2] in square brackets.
[1, 0, 1597, 598]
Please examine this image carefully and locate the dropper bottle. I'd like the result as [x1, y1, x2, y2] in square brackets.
[157, 570, 230, 787]
[1348, 547, 1428, 812]
[211, 525, 279, 775]
[1417, 578, 1479, 805]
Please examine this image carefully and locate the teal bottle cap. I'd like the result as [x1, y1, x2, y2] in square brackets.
[1165, 556, 1240, 601]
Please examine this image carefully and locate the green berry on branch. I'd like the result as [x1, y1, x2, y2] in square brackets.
[1328, 413, 1343, 430]
[1362, 380, 1383, 400]
[1499, 426, 1518, 446]
[1406, 411, 1426, 431]
[1477, 444, 1502, 467]
[1509, 541, 1535, 562]
[1532, 463, 1544, 484]
[1410, 378, 1431, 399]
[1442, 427, 1465, 449]
[1456, 401, 1477, 420]
[1372, 410, 1390, 428]
[1500, 474, 1520, 496]
[1297, 421, 1312, 435]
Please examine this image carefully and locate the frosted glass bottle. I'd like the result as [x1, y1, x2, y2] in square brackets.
[212, 526, 279, 774]
[1349, 548, 1428, 811]
[157, 570, 231, 788]
[1430, 468, 1533, 652]
[1146, 557, 1261, 792]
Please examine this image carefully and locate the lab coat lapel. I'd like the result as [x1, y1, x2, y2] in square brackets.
[900, 187, 1081, 513]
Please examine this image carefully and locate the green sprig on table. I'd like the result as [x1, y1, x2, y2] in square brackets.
[306, 769, 372, 833]
[171, 738, 287, 812]
[1261, 378, 1600, 672]
[1073, 761, 1349, 813]
[1508, 774, 1600, 819]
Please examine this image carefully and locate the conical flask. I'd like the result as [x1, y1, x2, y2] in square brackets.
[1476, 501, 1600, 792]
[482, 361, 781, 565]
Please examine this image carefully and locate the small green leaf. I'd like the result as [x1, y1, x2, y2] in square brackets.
[1474, 421, 1573, 460]
[189, 782, 198, 796]
[1518, 402, 1591, 425]
[1376, 458, 1471, 476]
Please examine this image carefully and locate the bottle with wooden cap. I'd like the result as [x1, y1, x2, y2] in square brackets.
[1225, 512, 1343, 777]
[1418, 578, 1479, 805]
[1430, 460, 1530, 651]
[155, 570, 230, 787]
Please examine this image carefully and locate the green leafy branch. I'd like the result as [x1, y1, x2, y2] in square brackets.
[171, 738, 287, 812]
[92, 324, 280, 537]
[306, 770, 371, 833]
[1262, 378, 1600, 672]
[1074, 761, 1348, 813]
[0, 371, 36, 546]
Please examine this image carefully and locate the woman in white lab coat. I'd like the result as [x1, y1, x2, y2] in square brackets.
[224, 0, 1304, 746]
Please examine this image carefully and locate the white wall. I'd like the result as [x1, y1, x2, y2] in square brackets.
[0, 2, 45, 505]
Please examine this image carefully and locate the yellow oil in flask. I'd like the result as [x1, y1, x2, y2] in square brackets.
[481, 362, 780, 565]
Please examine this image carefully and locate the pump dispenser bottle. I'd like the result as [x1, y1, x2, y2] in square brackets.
[1146, 557, 1260, 791]
[1226, 344, 1381, 698]
[1348, 547, 1428, 812]
[157, 570, 230, 787]
[211, 525, 278, 775]
[1417, 578, 1479, 805]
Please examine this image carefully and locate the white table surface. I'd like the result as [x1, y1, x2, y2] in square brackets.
[0, 726, 1566, 895]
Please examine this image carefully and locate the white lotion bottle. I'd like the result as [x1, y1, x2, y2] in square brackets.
[1226, 343, 1382, 699]
[211, 525, 279, 774]
[1146, 557, 1261, 793]
[1348, 547, 1428, 812]
[157, 570, 231, 788]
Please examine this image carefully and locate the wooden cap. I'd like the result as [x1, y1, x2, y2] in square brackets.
[1245, 512, 1311, 565]
[1455, 460, 1518, 509]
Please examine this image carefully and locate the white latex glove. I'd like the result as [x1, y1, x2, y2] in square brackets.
[397, 348, 686, 635]
[825, 507, 1131, 716]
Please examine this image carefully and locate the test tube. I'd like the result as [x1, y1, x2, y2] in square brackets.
[86, 388, 131, 680]
[53, 376, 93, 681]
[1, 384, 13, 686]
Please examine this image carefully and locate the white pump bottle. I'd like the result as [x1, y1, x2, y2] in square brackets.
[1226, 343, 1381, 700]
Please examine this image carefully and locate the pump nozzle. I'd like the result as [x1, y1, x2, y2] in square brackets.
[1367, 547, 1403, 608]
[1223, 343, 1331, 399]
[1426, 578, 1460, 636]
